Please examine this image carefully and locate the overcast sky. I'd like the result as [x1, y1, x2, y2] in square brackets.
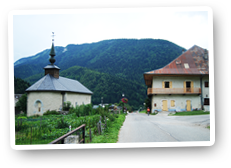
[12, 7, 211, 62]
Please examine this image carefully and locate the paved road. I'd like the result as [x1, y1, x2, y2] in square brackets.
[117, 112, 210, 143]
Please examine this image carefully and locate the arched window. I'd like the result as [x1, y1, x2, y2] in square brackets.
[35, 100, 42, 112]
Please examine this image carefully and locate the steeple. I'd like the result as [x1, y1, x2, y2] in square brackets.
[44, 32, 60, 78]
[49, 32, 56, 64]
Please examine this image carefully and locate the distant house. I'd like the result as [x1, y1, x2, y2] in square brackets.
[143, 45, 209, 113]
[15, 94, 23, 115]
[26, 38, 93, 116]
[14, 94, 22, 106]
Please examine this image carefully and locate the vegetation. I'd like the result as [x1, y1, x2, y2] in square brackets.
[15, 93, 27, 114]
[14, 76, 30, 94]
[169, 110, 210, 116]
[15, 103, 126, 145]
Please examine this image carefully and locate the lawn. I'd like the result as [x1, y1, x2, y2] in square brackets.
[169, 110, 210, 116]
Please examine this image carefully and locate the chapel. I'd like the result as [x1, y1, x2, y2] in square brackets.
[26, 34, 93, 116]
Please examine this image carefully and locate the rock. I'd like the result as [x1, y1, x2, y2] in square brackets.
[64, 135, 79, 144]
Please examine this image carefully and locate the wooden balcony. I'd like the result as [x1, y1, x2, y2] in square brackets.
[147, 88, 201, 95]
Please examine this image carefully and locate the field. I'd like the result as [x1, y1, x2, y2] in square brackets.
[15, 109, 126, 145]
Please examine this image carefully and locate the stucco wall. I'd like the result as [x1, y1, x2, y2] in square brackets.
[152, 76, 201, 88]
[151, 94, 201, 112]
[27, 91, 92, 116]
[27, 92, 62, 116]
[150, 76, 209, 112]
[65, 92, 91, 107]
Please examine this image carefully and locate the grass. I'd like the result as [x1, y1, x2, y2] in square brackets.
[91, 114, 126, 143]
[169, 110, 210, 116]
[139, 110, 147, 113]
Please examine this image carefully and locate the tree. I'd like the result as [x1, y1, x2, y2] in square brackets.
[15, 94, 27, 114]
[144, 97, 151, 109]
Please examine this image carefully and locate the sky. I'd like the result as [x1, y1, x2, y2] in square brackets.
[12, 7, 211, 62]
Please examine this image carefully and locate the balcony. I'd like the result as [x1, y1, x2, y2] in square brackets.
[147, 88, 201, 95]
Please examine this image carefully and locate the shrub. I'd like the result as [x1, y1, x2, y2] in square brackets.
[63, 101, 72, 111]
[43, 110, 60, 116]
[15, 94, 27, 114]
[55, 118, 69, 129]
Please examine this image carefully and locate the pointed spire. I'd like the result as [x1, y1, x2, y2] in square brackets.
[49, 32, 56, 64]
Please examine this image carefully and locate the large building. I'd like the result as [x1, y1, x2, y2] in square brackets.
[143, 45, 209, 113]
[26, 37, 93, 116]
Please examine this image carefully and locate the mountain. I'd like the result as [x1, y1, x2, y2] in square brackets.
[14, 38, 185, 109]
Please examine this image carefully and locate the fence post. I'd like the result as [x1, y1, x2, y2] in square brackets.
[97, 123, 101, 135]
[82, 126, 85, 143]
[30, 127, 32, 144]
[104, 116, 107, 129]
[89, 128, 92, 142]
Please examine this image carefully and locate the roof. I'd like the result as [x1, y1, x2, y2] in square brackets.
[43, 64, 60, 70]
[26, 74, 93, 95]
[144, 45, 209, 86]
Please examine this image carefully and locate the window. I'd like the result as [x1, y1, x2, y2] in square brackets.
[205, 81, 209, 88]
[186, 81, 191, 88]
[35, 100, 42, 112]
[165, 81, 170, 88]
[204, 98, 210, 105]
[163, 81, 172, 88]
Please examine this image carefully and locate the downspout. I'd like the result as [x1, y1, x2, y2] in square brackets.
[200, 75, 204, 110]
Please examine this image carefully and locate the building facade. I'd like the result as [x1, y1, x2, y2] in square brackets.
[143, 45, 209, 113]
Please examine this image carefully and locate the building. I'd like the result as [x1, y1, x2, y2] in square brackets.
[143, 45, 209, 113]
[26, 37, 93, 116]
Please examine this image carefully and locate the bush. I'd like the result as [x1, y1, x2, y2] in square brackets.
[55, 118, 69, 129]
[15, 94, 27, 114]
[43, 110, 60, 115]
[63, 101, 72, 111]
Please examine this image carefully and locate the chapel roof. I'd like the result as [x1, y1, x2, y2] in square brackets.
[26, 74, 93, 95]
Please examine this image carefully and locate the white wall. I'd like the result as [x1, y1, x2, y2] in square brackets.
[27, 92, 62, 116]
[66, 92, 91, 107]
[152, 76, 201, 88]
[151, 94, 201, 112]
[151, 76, 209, 112]
[27, 91, 92, 116]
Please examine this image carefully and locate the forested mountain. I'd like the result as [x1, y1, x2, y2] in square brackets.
[14, 38, 185, 109]
[14, 77, 31, 94]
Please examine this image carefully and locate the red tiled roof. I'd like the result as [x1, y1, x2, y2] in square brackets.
[143, 45, 209, 86]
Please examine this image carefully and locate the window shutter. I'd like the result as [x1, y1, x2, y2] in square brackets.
[170, 81, 172, 88]
[162, 81, 164, 88]
[171, 100, 175, 107]
[184, 81, 186, 92]
[191, 81, 194, 92]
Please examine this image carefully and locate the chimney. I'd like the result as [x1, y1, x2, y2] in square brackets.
[204, 49, 208, 60]
[182, 49, 186, 54]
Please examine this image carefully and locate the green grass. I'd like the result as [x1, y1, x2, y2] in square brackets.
[139, 110, 147, 113]
[91, 114, 126, 143]
[169, 110, 210, 116]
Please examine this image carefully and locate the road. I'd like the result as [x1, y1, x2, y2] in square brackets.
[117, 112, 210, 143]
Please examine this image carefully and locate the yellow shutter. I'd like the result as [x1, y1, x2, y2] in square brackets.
[162, 81, 164, 88]
[170, 81, 172, 88]
[191, 81, 194, 93]
[171, 100, 175, 107]
[184, 81, 186, 92]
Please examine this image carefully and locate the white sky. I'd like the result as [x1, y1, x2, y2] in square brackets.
[12, 7, 211, 62]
